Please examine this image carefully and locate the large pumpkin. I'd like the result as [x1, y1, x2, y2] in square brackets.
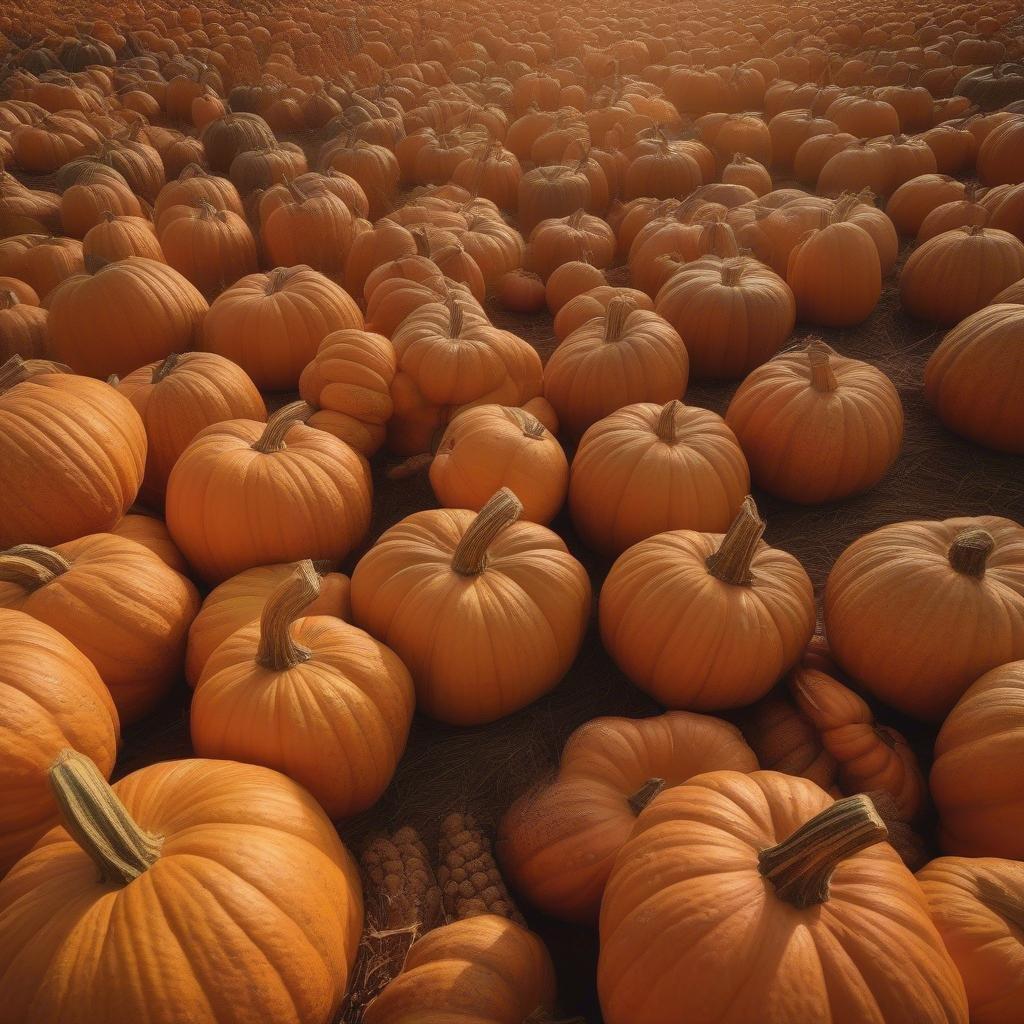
[0, 751, 362, 1024]
[192, 562, 414, 819]
[0, 610, 118, 877]
[569, 400, 749, 557]
[429, 404, 568, 525]
[917, 856, 1024, 1024]
[166, 402, 372, 585]
[0, 359, 146, 548]
[117, 352, 266, 507]
[825, 517, 1024, 721]
[497, 711, 758, 923]
[931, 660, 1024, 859]
[598, 775, 968, 1024]
[601, 497, 814, 709]
[351, 488, 590, 725]
[0, 535, 199, 724]
[47, 257, 208, 379]
[724, 340, 903, 504]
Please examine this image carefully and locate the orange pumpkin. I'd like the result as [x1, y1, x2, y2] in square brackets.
[261, 185, 355, 281]
[166, 402, 372, 585]
[0, 535, 199, 724]
[553, 285, 654, 340]
[825, 517, 1024, 722]
[154, 164, 245, 227]
[497, 711, 758, 922]
[192, 562, 414, 819]
[569, 400, 749, 557]
[351, 488, 590, 725]
[887, 174, 966, 237]
[599, 776, 968, 1024]
[82, 213, 165, 263]
[0, 751, 362, 1024]
[931, 660, 1024, 859]
[0, 286, 47, 362]
[109, 514, 189, 576]
[117, 352, 266, 507]
[600, 497, 815, 709]
[0, 609, 118, 877]
[724, 340, 903, 504]
[0, 234, 84, 300]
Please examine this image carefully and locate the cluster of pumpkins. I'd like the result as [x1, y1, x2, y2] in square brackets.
[0, 0, 1023, 1021]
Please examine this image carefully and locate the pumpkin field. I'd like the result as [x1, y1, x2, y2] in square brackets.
[1, 0, 1024, 1020]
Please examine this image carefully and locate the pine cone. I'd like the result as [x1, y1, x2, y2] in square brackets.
[361, 826, 443, 930]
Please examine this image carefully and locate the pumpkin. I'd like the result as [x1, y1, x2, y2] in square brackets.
[192, 561, 413, 819]
[790, 665, 926, 823]
[166, 401, 372, 585]
[787, 210, 882, 327]
[202, 267, 363, 393]
[229, 143, 307, 196]
[600, 497, 815, 709]
[887, 175, 966, 236]
[153, 164, 245, 227]
[931, 660, 1024, 859]
[569, 400, 749, 558]
[917, 184, 990, 243]
[82, 213, 165, 264]
[924, 303, 1024, 454]
[553, 285, 654, 340]
[518, 164, 591, 236]
[900, 226, 1024, 326]
[363, 915, 556, 1024]
[117, 352, 266, 507]
[0, 751, 362, 1024]
[917, 856, 1024, 1024]
[654, 255, 795, 380]
[977, 114, 1024, 186]
[497, 711, 758, 923]
[496, 269, 546, 312]
[825, 517, 1024, 722]
[344, 220, 417, 308]
[0, 278, 38, 306]
[298, 328, 397, 457]
[724, 340, 903, 504]
[545, 260, 606, 313]
[351, 488, 590, 725]
[109, 514, 189, 576]
[0, 609, 118, 877]
[429, 405, 568, 525]
[543, 297, 688, 437]
[0, 359, 145, 548]
[60, 174, 144, 239]
[527, 209, 615, 280]
[47, 258, 208, 380]
[201, 112, 277, 172]
[599, 777, 968, 1024]
[261, 185, 355, 282]
[0, 286, 47, 362]
[0, 235, 83, 300]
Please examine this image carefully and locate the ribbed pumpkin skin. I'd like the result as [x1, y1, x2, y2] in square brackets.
[166, 419, 372, 585]
[430, 405, 568, 525]
[654, 256, 796, 380]
[0, 758, 363, 1024]
[47, 258, 208, 379]
[724, 347, 904, 504]
[157, 205, 259, 299]
[0, 373, 146, 549]
[117, 353, 266, 507]
[0, 235, 84, 300]
[600, 527, 815, 709]
[0, 534, 199, 725]
[82, 215, 165, 263]
[931, 661, 1024, 858]
[825, 518, 1024, 722]
[202, 268, 364, 392]
[110, 514, 189, 576]
[553, 285, 653, 340]
[363, 915, 557, 1024]
[0, 294, 47, 362]
[194, 611, 414, 818]
[569, 401, 749, 557]
[917, 856, 1024, 1024]
[299, 329, 397, 456]
[186, 564, 351, 688]
[497, 712, 758, 923]
[598, 771, 968, 1024]
[351, 508, 591, 725]
[0, 609, 119, 877]
[923, 304, 1024, 454]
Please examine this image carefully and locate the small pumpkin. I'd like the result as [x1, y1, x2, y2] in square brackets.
[82, 213, 165, 264]
[0, 286, 47, 362]
[600, 497, 815, 709]
[351, 488, 591, 725]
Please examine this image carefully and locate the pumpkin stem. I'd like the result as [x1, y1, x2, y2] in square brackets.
[506, 406, 546, 439]
[627, 777, 666, 815]
[386, 452, 435, 480]
[0, 355, 70, 392]
[266, 267, 292, 294]
[705, 496, 766, 586]
[0, 288, 18, 310]
[446, 295, 465, 336]
[758, 794, 888, 909]
[83, 252, 113, 275]
[975, 876, 1024, 932]
[451, 488, 523, 576]
[49, 749, 162, 886]
[252, 400, 312, 453]
[257, 560, 320, 670]
[413, 227, 432, 257]
[947, 529, 995, 578]
[604, 295, 634, 341]
[720, 258, 744, 286]
[655, 400, 681, 442]
[0, 544, 71, 591]
[966, 224, 985, 237]
[807, 340, 839, 392]
[152, 352, 180, 383]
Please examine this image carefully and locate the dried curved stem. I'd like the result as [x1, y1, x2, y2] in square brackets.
[252, 400, 312, 453]
[628, 777, 666, 815]
[451, 488, 523, 576]
[0, 544, 71, 591]
[256, 560, 321, 670]
[806, 340, 839, 392]
[152, 352, 181, 383]
[705, 497, 766, 586]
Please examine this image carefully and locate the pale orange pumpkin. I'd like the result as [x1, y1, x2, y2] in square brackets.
[553, 285, 654, 341]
